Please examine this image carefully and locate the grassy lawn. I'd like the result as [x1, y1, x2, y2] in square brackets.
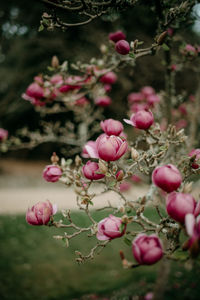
[0, 210, 200, 300]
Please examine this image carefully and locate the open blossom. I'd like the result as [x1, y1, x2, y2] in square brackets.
[152, 164, 182, 193]
[50, 74, 63, 85]
[189, 149, 200, 169]
[166, 192, 200, 223]
[43, 165, 62, 182]
[109, 30, 126, 43]
[95, 96, 112, 107]
[100, 72, 117, 84]
[146, 94, 160, 106]
[100, 119, 123, 136]
[0, 128, 8, 141]
[82, 161, 105, 180]
[26, 200, 57, 226]
[96, 134, 128, 161]
[130, 103, 149, 113]
[119, 181, 131, 192]
[124, 110, 154, 130]
[25, 82, 44, 98]
[115, 40, 130, 55]
[97, 215, 126, 240]
[184, 213, 200, 252]
[82, 141, 99, 159]
[132, 234, 163, 265]
[141, 86, 155, 97]
[128, 92, 144, 103]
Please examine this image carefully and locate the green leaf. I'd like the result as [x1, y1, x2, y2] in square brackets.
[123, 237, 132, 246]
[108, 181, 116, 188]
[38, 24, 44, 32]
[162, 43, 170, 51]
[129, 52, 135, 59]
[119, 223, 125, 233]
[65, 159, 73, 166]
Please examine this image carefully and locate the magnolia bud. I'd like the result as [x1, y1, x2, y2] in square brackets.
[51, 152, 59, 164]
[131, 148, 139, 160]
[100, 44, 108, 53]
[116, 170, 124, 181]
[51, 55, 59, 68]
[75, 155, 82, 167]
[98, 159, 108, 174]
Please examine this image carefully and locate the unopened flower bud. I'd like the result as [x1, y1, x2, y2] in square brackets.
[51, 152, 59, 164]
[116, 170, 124, 181]
[131, 148, 139, 160]
[75, 155, 82, 167]
[100, 44, 108, 53]
[51, 55, 59, 68]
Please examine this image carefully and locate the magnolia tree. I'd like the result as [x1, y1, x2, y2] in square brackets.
[1, 0, 200, 298]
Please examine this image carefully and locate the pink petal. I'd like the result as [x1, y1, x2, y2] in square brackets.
[185, 213, 195, 237]
[85, 145, 99, 158]
[123, 119, 134, 126]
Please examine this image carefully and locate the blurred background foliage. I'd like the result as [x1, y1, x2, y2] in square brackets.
[0, 0, 199, 159]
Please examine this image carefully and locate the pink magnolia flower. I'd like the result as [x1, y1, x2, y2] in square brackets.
[50, 74, 63, 85]
[132, 234, 163, 265]
[100, 119, 123, 136]
[184, 213, 200, 250]
[26, 200, 57, 226]
[131, 175, 141, 183]
[184, 44, 197, 55]
[128, 92, 144, 103]
[43, 165, 62, 182]
[146, 94, 160, 106]
[75, 97, 89, 106]
[82, 141, 99, 159]
[144, 292, 154, 300]
[141, 86, 155, 97]
[82, 161, 105, 180]
[166, 192, 200, 223]
[95, 96, 112, 107]
[96, 134, 128, 161]
[115, 40, 130, 55]
[109, 30, 126, 43]
[152, 164, 182, 193]
[26, 82, 44, 99]
[104, 84, 112, 92]
[175, 119, 188, 130]
[167, 27, 174, 37]
[119, 181, 131, 192]
[34, 76, 43, 85]
[171, 64, 177, 72]
[97, 215, 126, 240]
[178, 104, 187, 115]
[0, 128, 8, 141]
[130, 103, 149, 113]
[124, 110, 154, 130]
[100, 72, 117, 84]
[188, 149, 200, 169]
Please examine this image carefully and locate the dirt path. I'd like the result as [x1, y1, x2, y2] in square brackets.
[0, 159, 148, 214]
[1, 159, 200, 214]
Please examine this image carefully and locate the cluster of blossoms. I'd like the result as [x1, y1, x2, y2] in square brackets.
[127, 86, 160, 114]
[180, 43, 200, 59]
[25, 110, 200, 265]
[22, 68, 117, 108]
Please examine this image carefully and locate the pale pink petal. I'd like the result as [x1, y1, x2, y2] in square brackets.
[123, 119, 134, 126]
[185, 213, 195, 237]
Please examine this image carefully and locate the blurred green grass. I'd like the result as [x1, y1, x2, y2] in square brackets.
[0, 210, 200, 300]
